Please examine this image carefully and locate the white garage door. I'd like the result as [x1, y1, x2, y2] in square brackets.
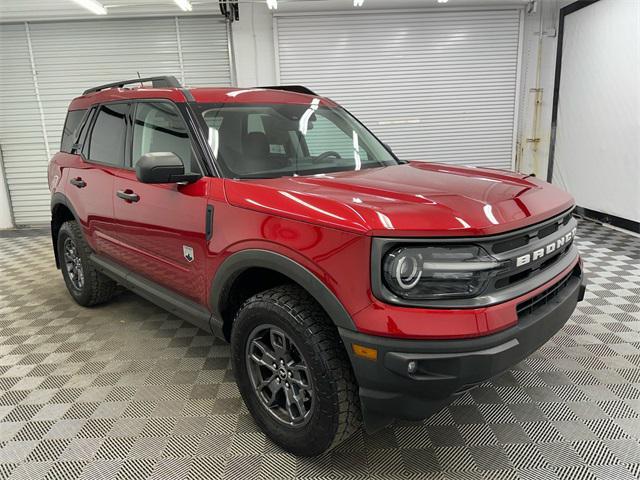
[0, 16, 231, 226]
[275, 9, 522, 170]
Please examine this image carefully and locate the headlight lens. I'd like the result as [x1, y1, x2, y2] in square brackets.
[382, 245, 505, 300]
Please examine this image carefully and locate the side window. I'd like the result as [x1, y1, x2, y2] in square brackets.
[87, 103, 129, 167]
[132, 102, 201, 174]
[60, 109, 86, 153]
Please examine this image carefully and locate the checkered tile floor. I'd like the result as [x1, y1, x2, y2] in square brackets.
[1, 219, 639, 480]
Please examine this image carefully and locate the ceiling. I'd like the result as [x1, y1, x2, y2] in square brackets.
[0, 0, 531, 23]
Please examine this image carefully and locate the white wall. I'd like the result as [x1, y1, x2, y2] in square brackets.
[552, 0, 640, 223]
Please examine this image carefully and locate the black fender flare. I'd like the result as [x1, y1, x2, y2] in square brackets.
[51, 192, 83, 268]
[210, 249, 357, 336]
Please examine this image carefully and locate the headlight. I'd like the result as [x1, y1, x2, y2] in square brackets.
[382, 245, 506, 300]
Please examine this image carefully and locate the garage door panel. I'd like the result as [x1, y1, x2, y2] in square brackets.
[276, 9, 520, 169]
[178, 16, 231, 87]
[0, 16, 230, 225]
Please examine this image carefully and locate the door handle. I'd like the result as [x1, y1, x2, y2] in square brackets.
[70, 177, 86, 188]
[116, 190, 140, 203]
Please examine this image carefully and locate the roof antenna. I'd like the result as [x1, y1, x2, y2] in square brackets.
[136, 71, 143, 87]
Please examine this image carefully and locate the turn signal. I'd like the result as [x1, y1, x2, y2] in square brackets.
[352, 344, 378, 361]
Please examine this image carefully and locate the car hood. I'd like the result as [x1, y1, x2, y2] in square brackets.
[224, 162, 574, 236]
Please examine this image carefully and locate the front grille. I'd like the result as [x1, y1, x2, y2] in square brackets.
[486, 210, 577, 293]
[516, 267, 577, 318]
[492, 211, 573, 254]
[493, 242, 572, 289]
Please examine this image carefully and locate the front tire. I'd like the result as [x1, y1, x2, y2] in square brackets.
[57, 221, 116, 307]
[231, 285, 361, 456]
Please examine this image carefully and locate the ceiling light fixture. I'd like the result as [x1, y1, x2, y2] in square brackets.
[266, 0, 278, 10]
[437, 0, 449, 3]
[174, 0, 193, 12]
[354, 0, 365, 6]
[69, 0, 107, 15]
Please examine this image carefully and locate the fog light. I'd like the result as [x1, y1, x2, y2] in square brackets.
[407, 361, 417, 373]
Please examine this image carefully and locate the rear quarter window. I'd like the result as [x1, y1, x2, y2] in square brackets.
[60, 109, 87, 153]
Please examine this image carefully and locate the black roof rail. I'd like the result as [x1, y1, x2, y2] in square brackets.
[83, 76, 182, 95]
[258, 85, 317, 96]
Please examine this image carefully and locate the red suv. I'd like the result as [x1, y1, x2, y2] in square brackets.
[49, 76, 586, 456]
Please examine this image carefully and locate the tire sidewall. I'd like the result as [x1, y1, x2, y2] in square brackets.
[57, 223, 91, 305]
[231, 299, 340, 456]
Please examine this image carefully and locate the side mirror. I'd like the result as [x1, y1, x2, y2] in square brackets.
[135, 152, 201, 184]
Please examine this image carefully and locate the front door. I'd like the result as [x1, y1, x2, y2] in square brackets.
[110, 100, 213, 305]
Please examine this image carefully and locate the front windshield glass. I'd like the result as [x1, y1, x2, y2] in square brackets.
[198, 102, 398, 178]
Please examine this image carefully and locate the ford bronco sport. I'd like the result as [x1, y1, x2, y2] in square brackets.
[49, 76, 586, 456]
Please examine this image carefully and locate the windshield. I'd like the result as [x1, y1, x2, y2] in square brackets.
[198, 102, 398, 178]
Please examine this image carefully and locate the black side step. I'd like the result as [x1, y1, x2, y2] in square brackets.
[90, 254, 219, 336]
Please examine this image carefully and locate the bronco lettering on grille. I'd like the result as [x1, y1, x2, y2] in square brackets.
[516, 227, 577, 268]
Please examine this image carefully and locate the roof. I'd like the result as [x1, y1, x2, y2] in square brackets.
[68, 86, 336, 111]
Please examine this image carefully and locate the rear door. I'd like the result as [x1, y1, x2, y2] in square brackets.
[111, 100, 212, 305]
[64, 103, 129, 253]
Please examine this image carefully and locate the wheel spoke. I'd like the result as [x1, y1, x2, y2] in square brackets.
[269, 328, 288, 357]
[249, 352, 275, 371]
[76, 266, 84, 288]
[284, 386, 308, 421]
[288, 364, 311, 388]
[261, 376, 282, 406]
[249, 339, 277, 369]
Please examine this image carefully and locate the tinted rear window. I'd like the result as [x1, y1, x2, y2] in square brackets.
[88, 103, 129, 167]
[60, 109, 86, 153]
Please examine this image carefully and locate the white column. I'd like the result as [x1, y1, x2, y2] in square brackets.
[231, 2, 276, 87]
[0, 149, 14, 229]
[516, 1, 567, 178]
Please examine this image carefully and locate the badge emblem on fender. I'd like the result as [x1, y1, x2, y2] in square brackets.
[183, 245, 194, 263]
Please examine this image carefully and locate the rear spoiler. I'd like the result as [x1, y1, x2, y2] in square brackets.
[258, 85, 317, 96]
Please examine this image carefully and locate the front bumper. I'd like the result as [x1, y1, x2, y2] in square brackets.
[340, 264, 586, 432]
